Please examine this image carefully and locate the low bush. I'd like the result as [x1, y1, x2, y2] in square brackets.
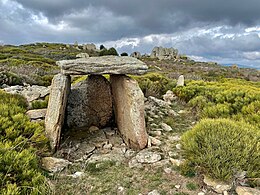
[181, 118, 260, 181]
[134, 73, 176, 98]
[0, 90, 49, 194]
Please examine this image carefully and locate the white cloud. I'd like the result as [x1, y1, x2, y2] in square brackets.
[243, 51, 260, 60]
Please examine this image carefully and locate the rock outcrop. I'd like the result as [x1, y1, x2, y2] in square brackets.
[110, 75, 148, 149]
[150, 46, 178, 60]
[130, 51, 142, 59]
[66, 75, 113, 128]
[83, 43, 96, 51]
[57, 56, 148, 75]
[45, 74, 70, 150]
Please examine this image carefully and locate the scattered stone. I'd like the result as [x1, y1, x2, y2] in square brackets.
[45, 74, 70, 150]
[136, 150, 162, 164]
[26, 109, 47, 120]
[236, 186, 260, 195]
[41, 157, 71, 173]
[176, 75, 185, 86]
[117, 186, 126, 195]
[198, 192, 205, 195]
[175, 185, 181, 189]
[58, 56, 148, 75]
[103, 143, 113, 150]
[124, 149, 136, 158]
[89, 126, 100, 132]
[176, 144, 182, 150]
[76, 53, 89, 58]
[128, 157, 142, 168]
[223, 191, 228, 195]
[168, 109, 178, 117]
[164, 167, 172, 174]
[147, 136, 152, 147]
[163, 90, 176, 103]
[66, 75, 113, 128]
[169, 135, 181, 142]
[168, 151, 179, 158]
[68, 171, 84, 178]
[148, 96, 171, 108]
[149, 136, 162, 146]
[111, 75, 148, 150]
[161, 123, 173, 131]
[203, 176, 232, 194]
[148, 189, 160, 195]
[149, 130, 162, 137]
[170, 158, 184, 166]
[178, 110, 186, 114]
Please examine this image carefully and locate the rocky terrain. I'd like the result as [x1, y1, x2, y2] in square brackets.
[0, 43, 259, 195]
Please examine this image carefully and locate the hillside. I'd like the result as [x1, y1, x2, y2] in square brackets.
[0, 43, 259, 195]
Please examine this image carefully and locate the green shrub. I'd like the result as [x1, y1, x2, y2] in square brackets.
[181, 118, 260, 181]
[0, 90, 49, 194]
[120, 52, 128, 56]
[31, 96, 49, 109]
[174, 79, 260, 128]
[134, 73, 176, 98]
[99, 47, 118, 56]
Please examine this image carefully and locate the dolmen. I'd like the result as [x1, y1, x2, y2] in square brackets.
[45, 56, 148, 151]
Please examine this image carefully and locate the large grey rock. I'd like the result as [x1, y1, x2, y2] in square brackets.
[66, 75, 113, 128]
[57, 56, 148, 75]
[45, 74, 70, 151]
[110, 75, 148, 150]
[136, 150, 162, 163]
[150, 46, 178, 60]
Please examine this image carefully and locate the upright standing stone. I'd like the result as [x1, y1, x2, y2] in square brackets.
[66, 75, 113, 128]
[45, 74, 70, 151]
[176, 75, 184, 86]
[110, 75, 148, 150]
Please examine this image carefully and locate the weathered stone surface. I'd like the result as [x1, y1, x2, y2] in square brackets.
[150, 46, 178, 60]
[136, 150, 162, 163]
[163, 90, 177, 103]
[161, 122, 173, 131]
[66, 75, 113, 128]
[83, 43, 96, 51]
[26, 109, 47, 119]
[177, 75, 185, 86]
[76, 53, 89, 58]
[130, 51, 141, 59]
[57, 56, 148, 75]
[203, 176, 232, 194]
[3, 85, 50, 102]
[236, 186, 260, 195]
[41, 157, 71, 173]
[110, 75, 148, 150]
[45, 74, 70, 150]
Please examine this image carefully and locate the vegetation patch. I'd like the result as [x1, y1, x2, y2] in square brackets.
[181, 118, 260, 181]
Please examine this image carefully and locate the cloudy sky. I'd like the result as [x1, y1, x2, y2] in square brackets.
[1, 0, 260, 69]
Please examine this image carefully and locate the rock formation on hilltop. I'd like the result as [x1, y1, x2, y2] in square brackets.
[150, 46, 178, 60]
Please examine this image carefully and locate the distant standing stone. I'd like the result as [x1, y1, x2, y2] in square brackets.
[45, 74, 70, 151]
[176, 75, 185, 86]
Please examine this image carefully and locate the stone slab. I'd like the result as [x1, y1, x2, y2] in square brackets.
[45, 74, 70, 151]
[57, 56, 148, 75]
[110, 75, 148, 150]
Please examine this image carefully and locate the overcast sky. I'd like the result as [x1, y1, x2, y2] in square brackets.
[1, 0, 260, 69]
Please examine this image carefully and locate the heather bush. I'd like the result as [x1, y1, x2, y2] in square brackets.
[0, 90, 49, 194]
[181, 118, 260, 181]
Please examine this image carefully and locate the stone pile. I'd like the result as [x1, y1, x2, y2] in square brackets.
[45, 56, 149, 151]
